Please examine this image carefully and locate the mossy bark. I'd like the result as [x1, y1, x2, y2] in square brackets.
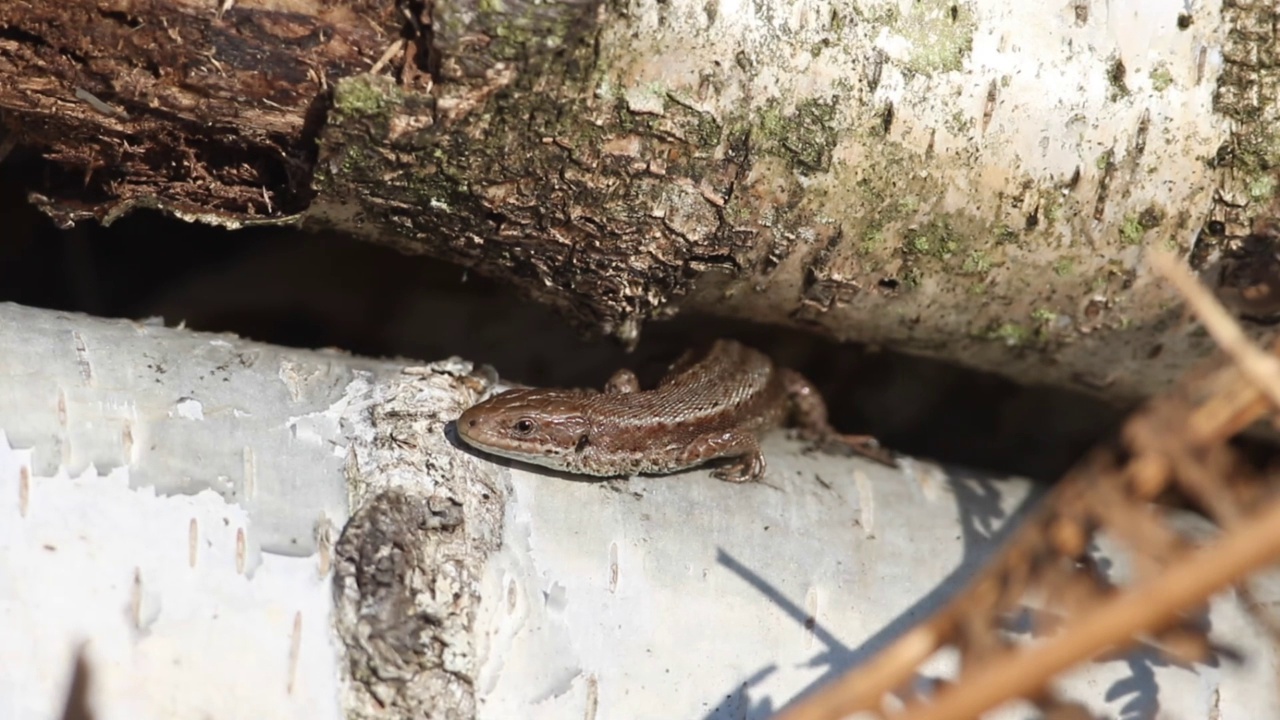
[3, 0, 1280, 402]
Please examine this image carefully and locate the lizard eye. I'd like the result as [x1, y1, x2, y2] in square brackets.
[512, 418, 536, 435]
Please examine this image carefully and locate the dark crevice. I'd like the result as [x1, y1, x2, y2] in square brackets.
[0, 167, 1128, 482]
[97, 9, 146, 29]
[0, 16, 87, 65]
[397, 0, 435, 77]
[0, 25, 50, 48]
[5, 112, 314, 216]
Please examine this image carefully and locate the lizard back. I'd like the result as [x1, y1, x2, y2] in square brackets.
[571, 339, 789, 473]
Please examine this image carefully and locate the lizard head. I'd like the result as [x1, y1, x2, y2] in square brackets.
[456, 388, 594, 472]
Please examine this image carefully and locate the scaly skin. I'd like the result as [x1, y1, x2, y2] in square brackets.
[455, 339, 897, 482]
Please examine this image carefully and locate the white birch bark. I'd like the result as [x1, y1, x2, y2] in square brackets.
[0, 303, 1277, 720]
[311, 0, 1271, 402]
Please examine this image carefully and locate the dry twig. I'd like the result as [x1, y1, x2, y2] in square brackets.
[1147, 250, 1280, 411]
[896, 492, 1280, 720]
[774, 249, 1280, 720]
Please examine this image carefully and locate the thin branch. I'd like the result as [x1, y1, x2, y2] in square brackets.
[895, 492, 1280, 720]
[1147, 249, 1280, 411]
[772, 623, 941, 720]
[772, 249, 1280, 720]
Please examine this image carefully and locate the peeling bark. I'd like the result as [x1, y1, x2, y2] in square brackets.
[333, 490, 478, 719]
[3, 0, 1280, 403]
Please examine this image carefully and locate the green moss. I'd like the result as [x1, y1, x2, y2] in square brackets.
[1119, 215, 1145, 245]
[789, 131, 958, 269]
[1053, 259, 1074, 277]
[481, 1, 584, 60]
[320, 76, 412, 194]
[856, 3, 901, 27]
[853, 176, 888, 210]
[907, 235, 931, 254]
[1031, 308, 1056, 323]
[1045, 198, 1063, 222]
[996, 225, 1018, 244]
[322, 69, 521, 237]
[884, 0, 977, 75]
[1150, 65, 1174, 92]
[663, 95, 723, 149]
[961, 250, 991, 275]
[1248, 174, 1276, 201]
[1211, 125, 1280, 212]
[987, 322, 1029, 347]
[945, 109, 973, 134]
[830, 8, 847, 33]
[614, 97, 656, 133]
[858, 229, 885, 255]
[753, 96, 841, 173]
[1215, 124, 1280, 172]
[721, 198, 752, 226]
[331, 75, 398, 121]
[903, 219, 960, 260]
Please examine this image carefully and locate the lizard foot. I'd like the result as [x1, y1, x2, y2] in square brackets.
[711, 453, 766, 483]
[835, 434, 898, 467]
[796, 430, 898, 468]
[682, 430, 766, 483]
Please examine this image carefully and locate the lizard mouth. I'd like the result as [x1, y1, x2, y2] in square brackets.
[455, 422, 502, 454]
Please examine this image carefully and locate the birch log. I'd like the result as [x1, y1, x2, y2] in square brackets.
[0, 302, 1277, 720]
[2, 0, 1279, 402]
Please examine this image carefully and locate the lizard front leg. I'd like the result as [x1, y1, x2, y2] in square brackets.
[778, 368, 898, 467]
[680, 429, 766, 482]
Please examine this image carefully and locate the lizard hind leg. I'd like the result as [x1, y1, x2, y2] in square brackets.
[778, 368, 898, 467]
[777, 367, 845, 438]
[680, 429, 767, 483]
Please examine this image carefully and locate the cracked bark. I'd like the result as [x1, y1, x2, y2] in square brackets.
[2, 0, 1280, 404]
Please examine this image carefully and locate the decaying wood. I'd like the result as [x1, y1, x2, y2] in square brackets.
[3, 1, 1280, 403]
[774, 250, 1280, 720]
[0, 0, 397, 221]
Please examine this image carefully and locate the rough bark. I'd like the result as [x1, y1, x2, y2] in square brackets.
[3, 0, 1280, 402]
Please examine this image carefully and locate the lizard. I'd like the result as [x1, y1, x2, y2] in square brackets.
[454, 338, 897, 482]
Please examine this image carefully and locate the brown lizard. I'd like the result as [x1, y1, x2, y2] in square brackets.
[455, 339, 897, 482]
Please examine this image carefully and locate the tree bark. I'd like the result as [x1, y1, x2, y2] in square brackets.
[2, 0, 1280, 402]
